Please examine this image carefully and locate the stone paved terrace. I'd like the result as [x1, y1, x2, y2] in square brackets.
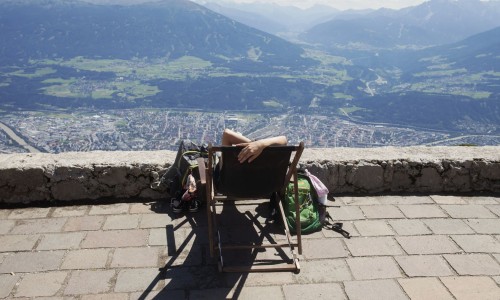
[1, 195, 500, 299]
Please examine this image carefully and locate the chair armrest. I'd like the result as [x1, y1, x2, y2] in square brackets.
[196, 158, 206, 185]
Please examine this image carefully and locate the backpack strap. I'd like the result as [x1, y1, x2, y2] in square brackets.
[323, 212, 351, 239]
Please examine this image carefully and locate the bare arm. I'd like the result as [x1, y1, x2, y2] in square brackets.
[236, 135, 287, 163]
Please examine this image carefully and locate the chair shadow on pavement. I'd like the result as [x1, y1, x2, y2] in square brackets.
[137, 199, 289, 300]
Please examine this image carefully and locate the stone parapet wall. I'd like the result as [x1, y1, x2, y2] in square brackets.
[0, 147, 499, 204]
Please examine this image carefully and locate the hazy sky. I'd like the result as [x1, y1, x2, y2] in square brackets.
[194, 0, 430, 10]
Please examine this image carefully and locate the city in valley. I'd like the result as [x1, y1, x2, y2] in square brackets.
[1, 109, 499, 154]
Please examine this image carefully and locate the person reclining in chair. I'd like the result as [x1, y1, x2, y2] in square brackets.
[221, 128, 288, 163]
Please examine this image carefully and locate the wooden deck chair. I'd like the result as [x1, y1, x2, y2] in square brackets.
[197, 142, 304, 273]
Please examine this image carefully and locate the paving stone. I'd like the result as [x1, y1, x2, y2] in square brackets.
[64, 270, 115, 295]
[225, 271, 295, 286]
[51, 205, 88, 217]
[302, 238, 348, 259]
[130, 290, 183, 300]
[440, 276, 500, 300]
[165, 244, 203, 267]
[7, 207, 51, 219]
[10, 218, 67, 234]
[111, 247, 160, 268]
[15, 271, 67, 297]
[486, 205, 500, 217]
[344, 279, 409, 300]
[444, 254, 500, 275]
[129, 202, 156, 214]
[451, 235, 500, 253]
[398, 278, 454, 300]
[360, 205, 404, 219]
[430, 195, 467, 204]
[294, 259, 352, 283]
[114, 268, 163, 293]
[88, 203, 129, 215]
[327, 206, 364, 221]
[340, 196, 381, 206]
[377, 195, 434, 205]
[388, 219, 432, 235]
[283, 283, 346, 300]
[0, 251, 65, 273]
[149, 228, 168, 246]
[465, 219, 500, 234]
[0, 209, 11, 219]
[347, 257, 402, 280]
[63, 216, 105, 231]
[190, 286, 284, 300]
[81, 293, 129, 300]
[103, 215, 140, 230]
[440, 205, 496, 218]
[158, 266, 201, 290]
[395, 255, 454, 277]
[0, 234, 39, 252]
[0, 273, 19, 298]
[81, 229, 148, 248]
[423, 219, 475, 234]
[345, 237, 403, 256]
[398, 205, 447, 218]
[37, 232, 86, 250]
[140, 214, 173, 228]
[353, 220, 394, 236]
[61, 249, 110, 270]
[494, 276, 500, 285]
[463, 196, 499, 204]
[396, 236, 461, 255]
[0, 220, 15, 234]
[495, 254, 500, 263]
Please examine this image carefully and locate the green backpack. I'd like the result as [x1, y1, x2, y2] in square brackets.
[283, 174, 322, 234]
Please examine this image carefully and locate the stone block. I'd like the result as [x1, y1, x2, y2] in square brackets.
[114, 268, 163, 293]
[283, 283, 346, 300]
[89, 203, 129, 215]
[396, 236, 461, 255]
[398, 204, 447, 218]
[10, 217, 67, 234]
[350, 162, 384, 191]
[0, 273, 19, 299]
[0, 220, 15, 234]
[15, 271, 68, 297]
[0, 234, 39, 252]
[82, 229, 148, 248]
[63, 215, 105, 231]
[302, 238, 348, 259]
[398, 278, 454, 300]
[441, 276, 500, 300]
[0, 251, 65, 273]
[395, 255, 454, 277]
[7, 207, 51, 219]
[440, 205, 496, 219]
[294, 259, 352, 283]
[344, 279, 409, 300]
[353, 220, 394, 236]
[444, 254, 500, 275]
[347, 257, 402, 280]
[450, 235, 500, 253]
[466, 219, 500, 234]
[61, 249, 110, 270]
[52, 205, 89, 217]
[388, 219, 432, 236]
[360, 205, 405, 219]
[103, 214, 140, 230]
[111, 247, 160, 268]
[51, 180, 90, 201]
[418, 167, 443, 191]
[37, 232, 86, 250]
[64, 270, 115, 295]
[345, 237, 403, 256]
[423, 219, 475, 234]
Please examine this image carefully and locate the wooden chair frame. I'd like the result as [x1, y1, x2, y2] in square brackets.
[197, 142, 304, 273]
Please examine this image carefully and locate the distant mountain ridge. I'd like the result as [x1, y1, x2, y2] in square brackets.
[0, 0, 311, 69]
[302, 0, 500, 49]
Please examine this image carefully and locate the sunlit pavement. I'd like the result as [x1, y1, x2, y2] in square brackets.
[1, 195, 500, 299]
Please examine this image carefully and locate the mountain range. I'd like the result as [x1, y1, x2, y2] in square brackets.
[0, 0, 498, 134]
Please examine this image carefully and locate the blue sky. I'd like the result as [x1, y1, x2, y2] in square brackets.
[193, 0, 430, 10]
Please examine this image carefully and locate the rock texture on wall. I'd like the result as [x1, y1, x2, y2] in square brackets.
[0, 147, 499, 204]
